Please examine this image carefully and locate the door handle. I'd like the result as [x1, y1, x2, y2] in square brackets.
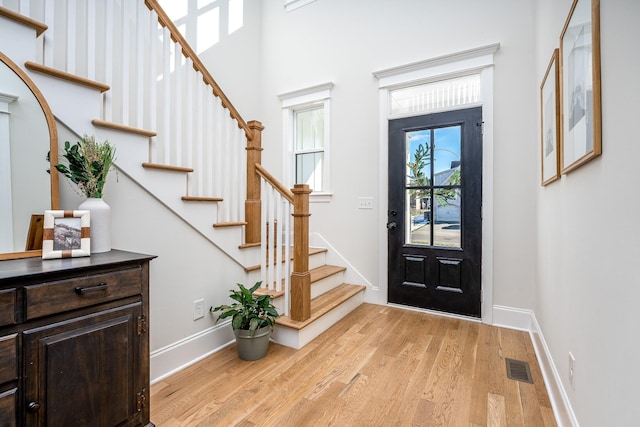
[386, 222, 397, 230]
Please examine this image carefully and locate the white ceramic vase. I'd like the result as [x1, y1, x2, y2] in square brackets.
[78, 197, 111, 253]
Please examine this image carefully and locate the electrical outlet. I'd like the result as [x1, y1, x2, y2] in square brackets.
[358, 197, 373, 209]
[568, 352, 576, 389]
[193, 299, 204, 320]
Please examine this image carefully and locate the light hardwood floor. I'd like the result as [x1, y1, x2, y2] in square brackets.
[150, 304, 557, 426]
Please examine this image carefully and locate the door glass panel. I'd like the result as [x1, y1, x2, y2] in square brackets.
[433, 125, 461, 176]
[433, 188, 461, 248]
[406, 130, 431, 187]
[404, 125, 463, 248]
[407, 189, 430, 245]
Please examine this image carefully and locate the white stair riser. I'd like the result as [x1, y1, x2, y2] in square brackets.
[0, 17, 38, 66]
[27, 73, 103, 133]
[271, 290, 364, 349]
[311, 271, 345, 299]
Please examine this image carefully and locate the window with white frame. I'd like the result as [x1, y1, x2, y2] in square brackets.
[279, 83, 333, 201]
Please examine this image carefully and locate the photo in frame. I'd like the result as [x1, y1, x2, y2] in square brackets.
[42, 210, 90, 259]
[560, 0, 601, 174]
[540, 49, 560, 185]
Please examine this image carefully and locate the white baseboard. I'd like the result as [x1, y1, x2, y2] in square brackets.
[529, 313, 580, 427]
[150, 321, 234, 384]
[492, 304, 533, 331]
[492, 305, 578, 427]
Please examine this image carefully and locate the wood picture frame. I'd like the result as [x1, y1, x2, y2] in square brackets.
[541, 49, 561, 185]
[42, 210, 90, 259]
[560, 0, 601, 174]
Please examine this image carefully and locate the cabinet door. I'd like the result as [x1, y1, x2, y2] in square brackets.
[23, 303, 143, 427]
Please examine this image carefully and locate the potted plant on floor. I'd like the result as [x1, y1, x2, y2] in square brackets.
[211, 281, 279, 361]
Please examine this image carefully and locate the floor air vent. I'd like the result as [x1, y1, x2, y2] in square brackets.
[505, 358, 533, 383]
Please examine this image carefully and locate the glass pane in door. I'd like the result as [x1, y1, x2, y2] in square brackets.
[433, 188, 461, 248]
[433, 126, 462, 177]
[407, 189, 431, 245]
[406, 130, 431, 187]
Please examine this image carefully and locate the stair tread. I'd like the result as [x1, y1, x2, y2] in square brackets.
[0, 6, 47, 36]
[244, 247, 328, 272]
[213, 221, 248, 228]
[142, 162, 194, 173]
[25, 61, 110, 92]
[181, 196, 223, 202]
[93, 119, 157, 137]
[310, 264, 346, 282]
[275, 283, 365, 330]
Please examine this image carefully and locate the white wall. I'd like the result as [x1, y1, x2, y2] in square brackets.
[535, 0, 640, 425]
[256, 0, 539, 310]
[57, 140, 245, 353]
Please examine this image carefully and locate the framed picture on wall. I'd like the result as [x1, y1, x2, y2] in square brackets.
[42, 210, 90, 259]
[559, 0, 601, 174]
[540, 49, 560, 185]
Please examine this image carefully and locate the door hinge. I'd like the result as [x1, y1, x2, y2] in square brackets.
[136, 389, 146, 412]
[137, 315, 147, 336]
[477, 121, 484, 135]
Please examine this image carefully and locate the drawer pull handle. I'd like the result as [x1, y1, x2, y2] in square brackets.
[74, 283, 108, 294]
[27, 402, 40, 412]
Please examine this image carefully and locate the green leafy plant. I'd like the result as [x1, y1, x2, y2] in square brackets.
[211, 282, 279, 335]
[55, 135, 116, 198]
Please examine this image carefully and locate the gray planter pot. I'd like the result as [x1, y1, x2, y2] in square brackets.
[233, 326, 271, 361]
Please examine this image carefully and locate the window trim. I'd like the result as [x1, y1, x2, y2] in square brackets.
[279, 83, 333, 203]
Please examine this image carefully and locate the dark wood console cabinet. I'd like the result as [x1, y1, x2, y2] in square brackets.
[0, 250, 155, 427]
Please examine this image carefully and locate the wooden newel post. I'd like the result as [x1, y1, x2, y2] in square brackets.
[290, 184, 312, 321]
[245, 120, 264, 244]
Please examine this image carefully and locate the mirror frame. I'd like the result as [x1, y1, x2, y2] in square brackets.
[0, 51, 59, 260]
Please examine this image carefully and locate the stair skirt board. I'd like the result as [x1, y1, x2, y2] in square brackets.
[271, 290, 365, 350]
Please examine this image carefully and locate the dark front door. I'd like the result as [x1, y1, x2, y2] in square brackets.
[388, 107, 482, 317]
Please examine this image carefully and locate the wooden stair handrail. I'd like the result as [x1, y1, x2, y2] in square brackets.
[144, 0, 253, 141]
[255, 164, 294, 203]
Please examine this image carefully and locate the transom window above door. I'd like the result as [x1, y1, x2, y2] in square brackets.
[389, 74, 481, 117]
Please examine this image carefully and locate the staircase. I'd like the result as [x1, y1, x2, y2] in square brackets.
[0, 1, 366, 350]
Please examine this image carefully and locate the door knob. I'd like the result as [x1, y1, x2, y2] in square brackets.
[386, 222, 397, 230]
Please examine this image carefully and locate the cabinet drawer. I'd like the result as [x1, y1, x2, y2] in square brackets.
[0, 388, 16, 427]
[0, 335, 17, 384]
[0, 290, 16, 327]
[25, 268, 142, 320]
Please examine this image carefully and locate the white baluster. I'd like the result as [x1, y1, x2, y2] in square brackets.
[184, 57, 194, 178]
[284, 199, 291, 316]
[86, 0, 96, 81]
[103, 0, 113, 121]
[213, 96, 223, 200]
[275, 191, 282, 292]
[120, 0, 130, 125]
[135, 0, 145, 129]
[161, 27, 171, 165]
[260, 179, 267, 288]
[172, 42, 182, 166]
[42, 1, 55, 66]
[148, 10, 158, 162]
[66, 0, 76, 74]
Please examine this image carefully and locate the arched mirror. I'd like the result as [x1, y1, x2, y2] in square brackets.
[0, 52, 59, 260]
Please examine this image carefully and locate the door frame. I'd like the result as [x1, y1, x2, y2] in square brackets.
[373, 43, 499, 324]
